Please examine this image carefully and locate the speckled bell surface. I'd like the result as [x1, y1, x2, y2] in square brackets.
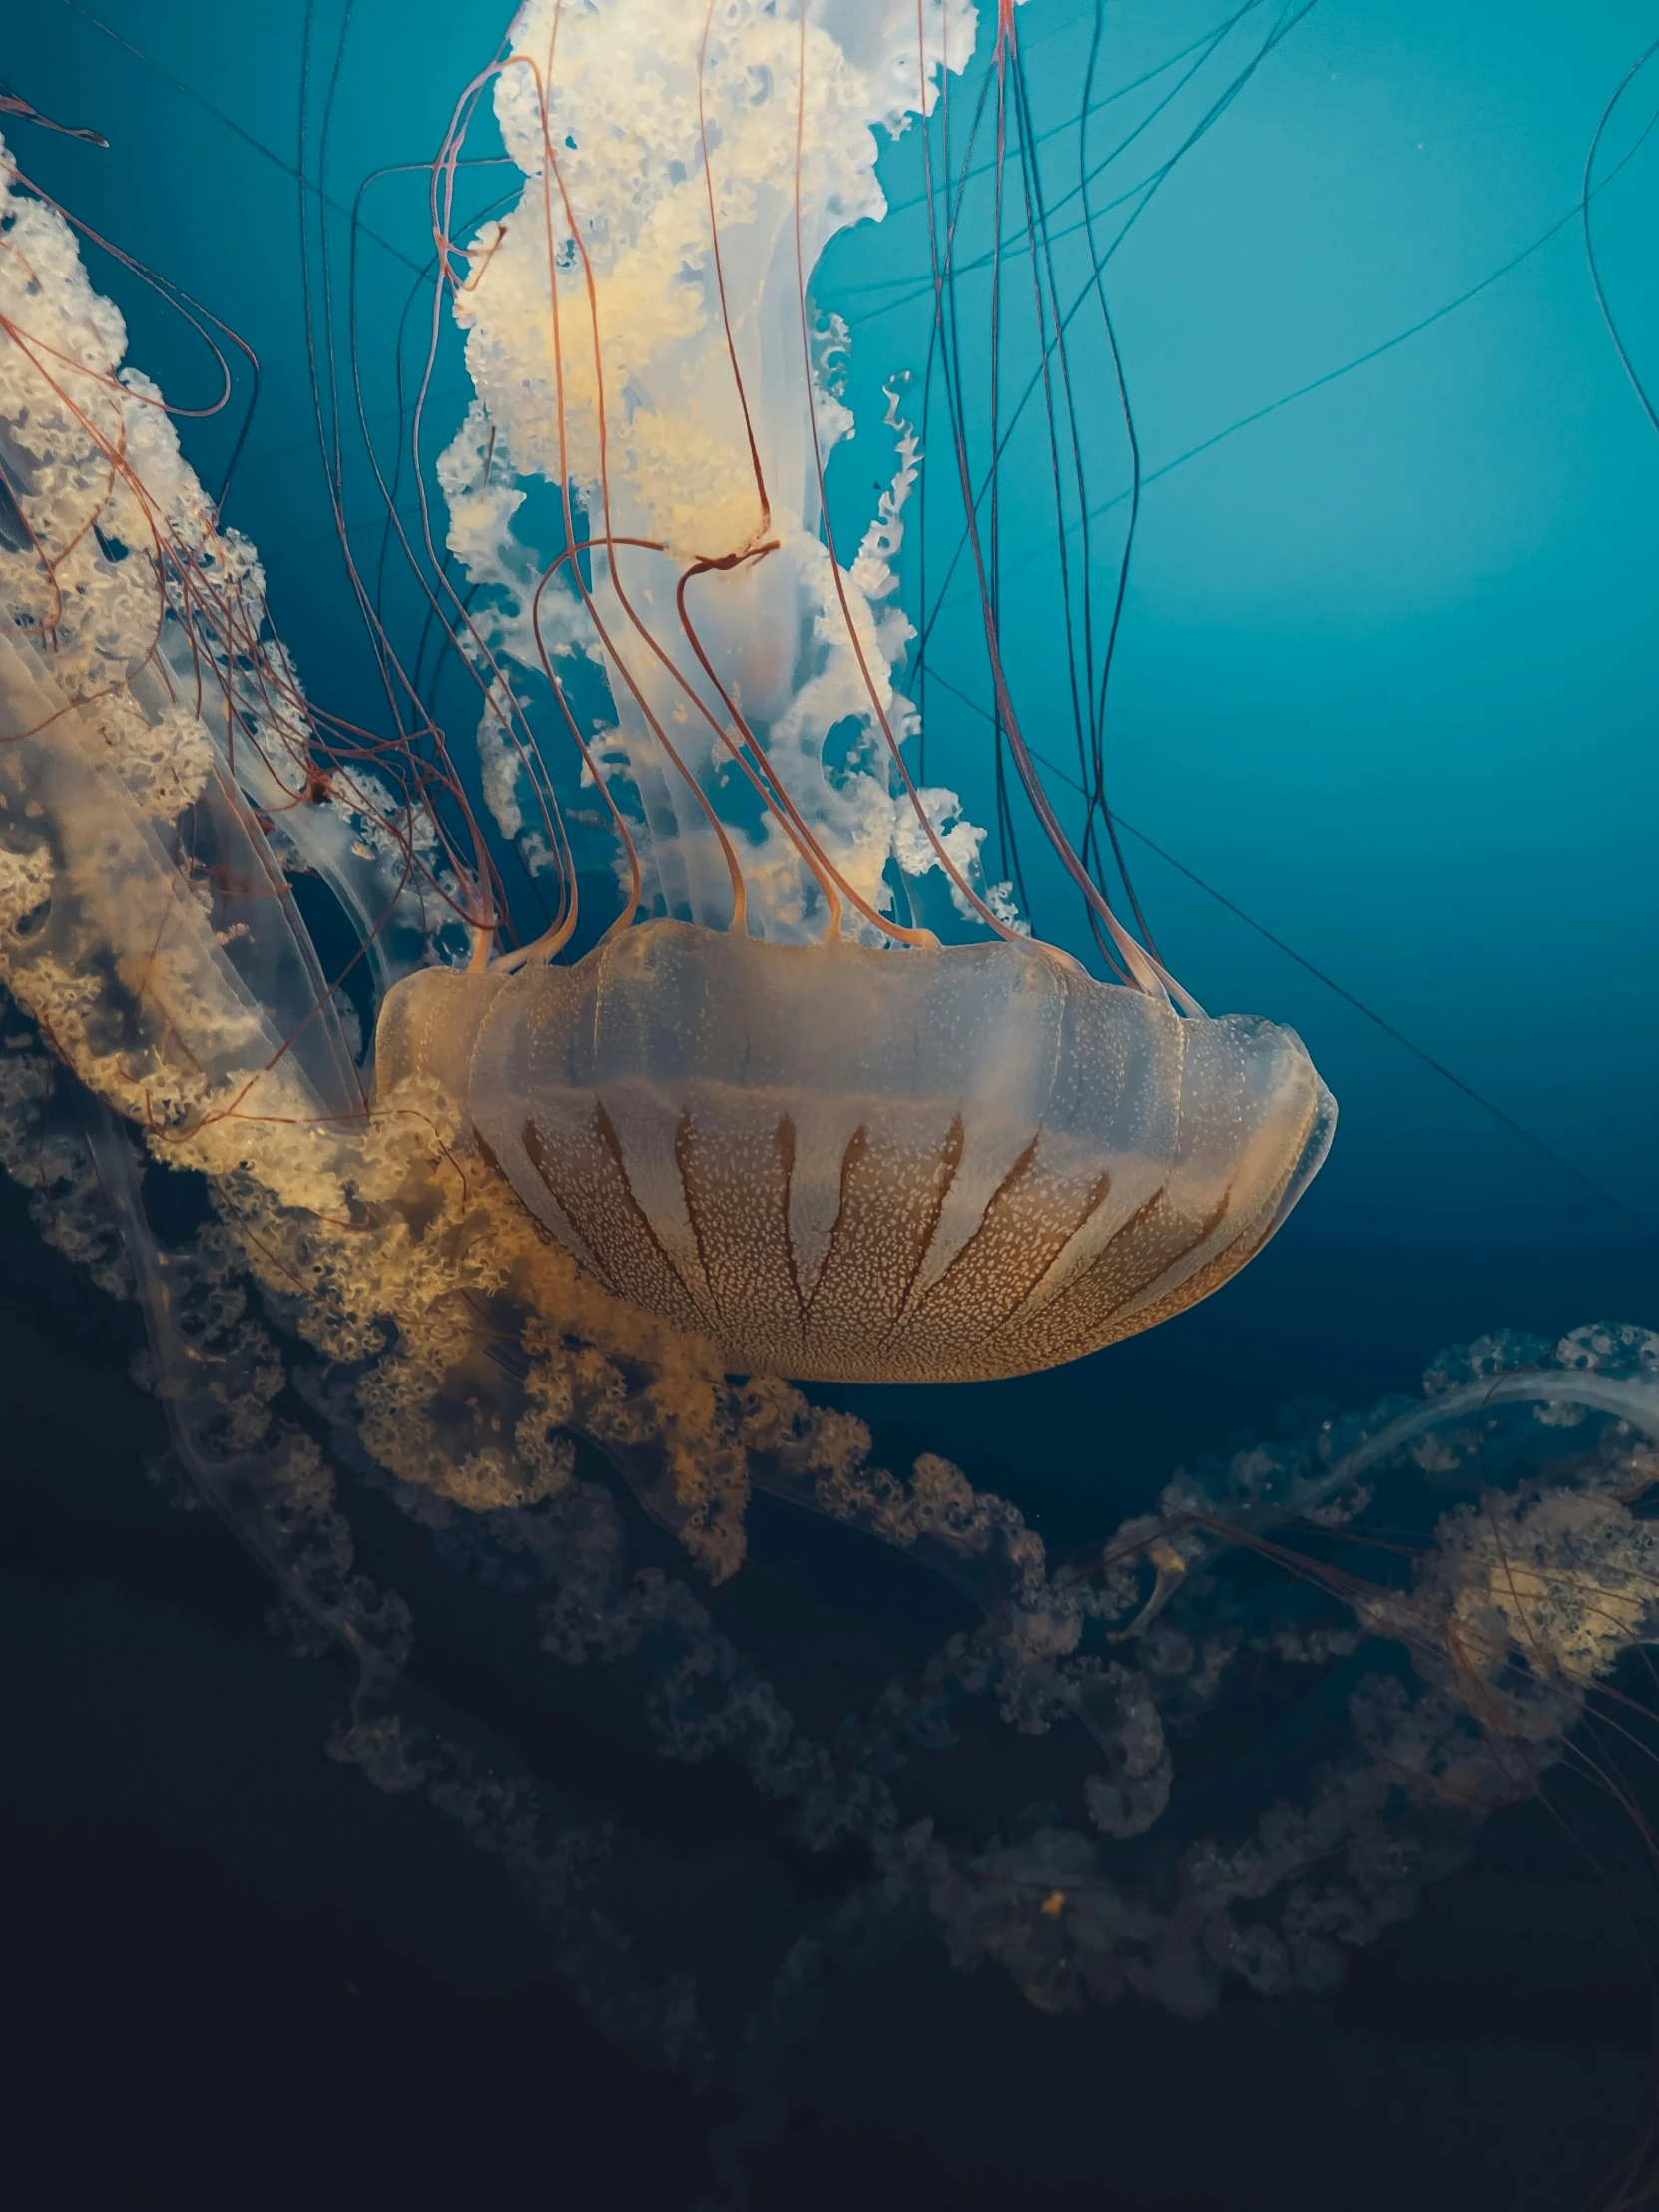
[379, 922, 1334, 1382]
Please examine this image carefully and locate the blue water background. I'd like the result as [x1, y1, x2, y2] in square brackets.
[5, 9, 1659, 2203]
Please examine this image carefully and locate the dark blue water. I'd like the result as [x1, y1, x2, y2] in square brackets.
[3, 5, 1657, 2205]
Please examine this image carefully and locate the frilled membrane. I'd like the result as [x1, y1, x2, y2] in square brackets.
[377, 922, 1334, 1382]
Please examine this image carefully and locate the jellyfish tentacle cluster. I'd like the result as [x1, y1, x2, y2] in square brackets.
[5, 990, 1659, 2131]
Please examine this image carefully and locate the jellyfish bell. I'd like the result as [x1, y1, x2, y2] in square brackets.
[377, 921, 1332, 1383]
[370, 0, 1335, 1383]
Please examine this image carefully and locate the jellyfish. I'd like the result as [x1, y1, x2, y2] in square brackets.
[363, 0, 1336, 1387]
[2, 3, 1656, 2200]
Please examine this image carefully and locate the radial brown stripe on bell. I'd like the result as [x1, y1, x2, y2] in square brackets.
[1076, 1218, 1264, 1361]
[674, 1105, 808, 1365]
[522, 1110, 712, 1341]
[892, 1133, 1116, 1360]
[804, 1114, 963, 1362]
[1004, 1183, 1234, 1372]
[775, 1115, 809, 1329]
[1079, 1105, 1321, 1359]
